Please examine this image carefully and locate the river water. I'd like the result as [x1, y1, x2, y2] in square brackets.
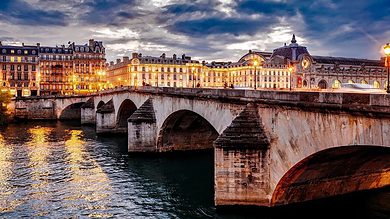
[0, 121, 388, 218]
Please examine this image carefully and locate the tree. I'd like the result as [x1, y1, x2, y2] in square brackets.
[0, 92, 11, 126]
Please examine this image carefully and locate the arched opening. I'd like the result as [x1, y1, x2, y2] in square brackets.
[157, 110, 219, 152]
[361, 80, 368, 84]
[318, 80, 327, 89]
[60, 102, 85, 120]
[97, 101, 105, 110]
[303, 80, 308, 87]
[116, 99, 137, 128]
[332, 79, 341, 89]
[348, 79, 355, 83]
[373, 81, 380, 88]
[271, 146, 390, 206]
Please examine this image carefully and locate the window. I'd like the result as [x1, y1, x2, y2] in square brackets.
[173, 74, 177, 80]
[17, 72, 21, 80]
[17, 57, 21, 62]
[11, 65, 14, 71]
[10, 57, 14, 62]
[24, 65, 28, 71]
[11, 50, 14, 54]
[2, 65, 5, 70]
[1, 49, 6, 54]
[32, 65, 36, 71]
[17, 65, 21, 71]
[24, 72, 28, 80]
[24, 50, 28, 55]
[10, 73, 14, 80]
[2, 56, 5, 61]
[2, 72, 6, 80]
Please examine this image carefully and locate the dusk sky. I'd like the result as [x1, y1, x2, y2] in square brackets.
[0, 0, 389, 62]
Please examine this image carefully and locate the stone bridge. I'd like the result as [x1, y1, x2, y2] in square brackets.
[10, 87, 390, 207]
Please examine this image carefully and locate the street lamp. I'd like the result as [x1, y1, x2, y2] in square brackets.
[288, 66, 293, 91]
[192, 67, 195, 88]
[253, 59, 258, 90]
[384, 43, 390, 93]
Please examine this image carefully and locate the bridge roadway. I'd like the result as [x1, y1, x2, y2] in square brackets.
[9, 86, 390, 207]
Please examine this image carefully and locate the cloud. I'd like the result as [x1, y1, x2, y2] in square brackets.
[0, 0, 69, 26]
[0, 0, 388, 62]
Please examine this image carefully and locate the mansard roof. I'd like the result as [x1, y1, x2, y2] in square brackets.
[138, 55, 199, 65]
[312, 56, 383, 67]
[0, 45, 38, 56]
[39, 46, 73, 54]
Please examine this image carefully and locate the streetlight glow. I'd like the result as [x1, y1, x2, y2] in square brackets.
[384, 43, 390, 93]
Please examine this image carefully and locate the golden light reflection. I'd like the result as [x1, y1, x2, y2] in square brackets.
[0, 134, 18, 213]
[27, 126, 53, 216]
[64, 129, 113, 217]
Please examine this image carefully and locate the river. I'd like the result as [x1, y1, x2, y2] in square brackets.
[0, 121, 388, 218]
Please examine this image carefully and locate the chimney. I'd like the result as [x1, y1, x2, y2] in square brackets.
[249, 50, 252, 53]
[173, 54, 176, 60]
[123, 56, 129, 62]
[132, 53, 139, 59]
[36, 43, 40, 47]
[22, 43, 25, 46]
[116, 58, 121, 64]
[160, 53, 166, 59]
[110, 61, 114, 66]
[138, 53, 142, 57]
[89, 39, 94, 47]
[0, 41, 2, 46]
[182, 54, 185, 59]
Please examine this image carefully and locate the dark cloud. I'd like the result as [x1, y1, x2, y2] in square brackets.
[167, 17, 277, 36]
[236, 0, 295, 16]
[78, 0, 141, 26]
[0, 0, 69, 26]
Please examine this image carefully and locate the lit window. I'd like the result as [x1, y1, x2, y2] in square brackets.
[11, 50, 14, 54]
[17, 57, 21, 62]
[10, 57, 15, 62]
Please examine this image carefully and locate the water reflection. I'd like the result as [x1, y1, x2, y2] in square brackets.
[0, 133, 16, 212]
[0, 122, 387, 218]
[26, 127, 52, 216]
[64, 129, 113, 218]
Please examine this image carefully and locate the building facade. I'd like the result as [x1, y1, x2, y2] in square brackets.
[0, 39, 106, 97]
[0, 43, 39, 97]
[107, 35, 387, 91]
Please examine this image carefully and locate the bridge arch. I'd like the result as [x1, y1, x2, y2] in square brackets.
[116, 99, 137, 128]
[59, 102, 85, 120]
[157, 110, 219, 152]
[97, 100, 105, 110]
[271, 145, 390, 206]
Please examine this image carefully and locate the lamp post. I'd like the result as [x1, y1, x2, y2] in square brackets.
[384, 43, 390, 93]
[288, 66, 293, 91]
[253, 59, 258, 90]
[192, 67, 195, 88]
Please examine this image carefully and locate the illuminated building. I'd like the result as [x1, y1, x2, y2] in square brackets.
[0, 43, 39, 96]
[0, 39, 105, 97]
[68, 39, 106, 94]
[39, 45, 74, 95]
[107, 35, 387, 91]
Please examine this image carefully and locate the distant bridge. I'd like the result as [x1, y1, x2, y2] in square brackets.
[9, 87, 390, 207]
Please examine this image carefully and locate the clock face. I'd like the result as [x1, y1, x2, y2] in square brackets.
[302, 58, 311, 69]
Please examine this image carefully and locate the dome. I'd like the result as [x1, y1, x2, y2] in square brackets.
[270, 34, 311, 62]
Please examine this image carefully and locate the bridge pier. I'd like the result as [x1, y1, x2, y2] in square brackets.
[96, 99, 117, 134]
[81, 98, 96, 125]
[214, 104, 272, 207]
[128, 99, 157, 152]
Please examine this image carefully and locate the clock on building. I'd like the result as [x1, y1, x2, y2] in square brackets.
[302, 57, 311, 69]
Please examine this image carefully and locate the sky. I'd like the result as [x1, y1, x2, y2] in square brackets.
[0, 0, 389, 62]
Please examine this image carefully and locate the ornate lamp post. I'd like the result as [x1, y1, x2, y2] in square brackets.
[192, 67, 195, 88]
[253, 59, 258, 90]
[288, 66, 293, 91]
[384, 43, 390, 93]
